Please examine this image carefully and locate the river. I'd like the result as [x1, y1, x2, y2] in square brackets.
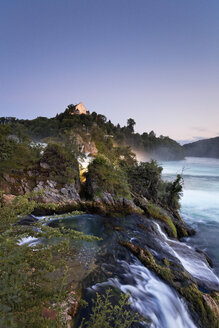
[161, 156, 219, 276]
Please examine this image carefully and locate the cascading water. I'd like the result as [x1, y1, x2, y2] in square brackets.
[161, 157, 219, 275]
[20, 157, 219, 327]
[154, 222, 219, 289]
[90, 258, 197, 328]
[48, 214, 202, 328]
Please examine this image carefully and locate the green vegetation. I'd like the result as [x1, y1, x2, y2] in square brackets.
[0, 103, 185, 161]
[1, 107, 217, 327]
[0, 193, 99, 327]
[0, 106, 184, 214]
[183, 136, 219, 159]
[0, 125, 41, 174]
[146, 203, 177, 238]
[126, 160, 183, 211]
[159, 174, 183, 210]
[127, 160, 162, 200]
[86, 155, 130, 198]
[120, 241, 174, 285]
[80, 289, 141, 328]
[41, 143, 79, 184]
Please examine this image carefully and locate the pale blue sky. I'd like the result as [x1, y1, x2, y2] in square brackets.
[0, 0, 219, 142]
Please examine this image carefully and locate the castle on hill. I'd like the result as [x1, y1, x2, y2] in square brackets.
[68, 102, 87, 115]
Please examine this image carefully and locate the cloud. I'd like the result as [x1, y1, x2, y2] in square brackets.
[191, 127, 208, 133]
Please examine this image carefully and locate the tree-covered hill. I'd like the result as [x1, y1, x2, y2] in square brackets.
[183, 136, 219, 159]
[0, 103, 185, 161]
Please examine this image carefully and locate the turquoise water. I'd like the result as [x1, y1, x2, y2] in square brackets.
[161, 157, 219, 276]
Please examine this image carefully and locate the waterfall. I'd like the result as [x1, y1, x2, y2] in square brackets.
[154, 222, 219, 288]
[91, 258, 197, 328]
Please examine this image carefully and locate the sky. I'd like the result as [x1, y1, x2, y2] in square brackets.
[0, 0, 219, 143]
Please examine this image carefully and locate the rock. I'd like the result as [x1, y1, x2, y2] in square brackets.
[33, 181, 80, 204]
[41, 307, 57, 320]
[17, 214, 38, 226]
[40, 162, 50, 169]
[195, 249, 214, 268]
[202, 294, 219, 319]
[123, 198, 140, 212]
[3, 173, 16, 184]
[1, 194, 16, 205]
[75, 134, 98, 156]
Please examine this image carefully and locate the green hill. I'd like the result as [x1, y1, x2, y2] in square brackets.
[183, 136, 219, 159]
[0, 103, 185, 161]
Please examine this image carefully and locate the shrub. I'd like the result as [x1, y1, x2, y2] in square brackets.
[159, 174, 183, 210]
[127, 160, 162, 200]
[0, 193, 99, 327]
[87, 156, 130, 198]
[146, 203, 177, 238]
[41, 143, 79, 184]
[80, 289, 141, 328]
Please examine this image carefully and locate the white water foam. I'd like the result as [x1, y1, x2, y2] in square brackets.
[154, 222, 219, 287]
[92, 259, 197, 328]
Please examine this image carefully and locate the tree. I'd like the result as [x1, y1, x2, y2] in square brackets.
[127, 118, 136, 133]
[149, 130, 156, 138]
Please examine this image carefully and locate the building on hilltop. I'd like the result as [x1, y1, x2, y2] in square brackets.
[68, 102, 87, 115]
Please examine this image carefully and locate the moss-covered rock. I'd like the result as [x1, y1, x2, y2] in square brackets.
[120, 241, 219, 328]
[144, 203, 178, 238]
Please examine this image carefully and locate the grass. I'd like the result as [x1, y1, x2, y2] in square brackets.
[146, 203, 177, 238]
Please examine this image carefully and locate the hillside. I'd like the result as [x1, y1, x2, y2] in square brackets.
[183, 136, 219, 159]
[0, 103, 184, 161]
[1, 105, 219, 328]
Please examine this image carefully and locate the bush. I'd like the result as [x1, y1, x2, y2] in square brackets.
[86, 156, 130, 198]
[146, 203, 177, 238]
[41, 143, 79, 184]
[0, 193, 99, 327]
[0, 127, 40, 174]
[80, 289, 141, 328]
[159, 174, 183, 210]
[127, 160, 162, 200]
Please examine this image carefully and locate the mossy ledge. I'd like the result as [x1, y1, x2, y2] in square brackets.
[120, 241, 219, 328]
[144, 202, 178, 238]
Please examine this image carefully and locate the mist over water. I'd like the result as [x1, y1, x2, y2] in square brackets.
[161, 157, 219, 275]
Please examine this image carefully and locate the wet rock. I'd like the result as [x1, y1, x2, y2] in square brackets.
[17, 214, 38, 226]
[195, 249, 214, 268]
[202, 294, 219, 319]
[120, 240, 219, 328]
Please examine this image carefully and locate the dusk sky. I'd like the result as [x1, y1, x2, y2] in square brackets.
[0, 0, 219, 143]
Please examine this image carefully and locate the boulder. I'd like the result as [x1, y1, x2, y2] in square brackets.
[17, 214, 38, 226]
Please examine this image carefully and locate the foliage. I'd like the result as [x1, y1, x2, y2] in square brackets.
[80, 289, 141, 328]
[183, 136, 219, 159]
[86, 155, 130, 198]
[146, 202, 177, 238]
[127, 161, 183, 210]
[0, 193, 99, 327]
[41, 143, 79, 184]
[159, 174, 183, 210]
[0, 103, 185, 161]
[126, 118, 136, 133]
[127, 160, 163, 200]
[0, 125, 40, 174]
